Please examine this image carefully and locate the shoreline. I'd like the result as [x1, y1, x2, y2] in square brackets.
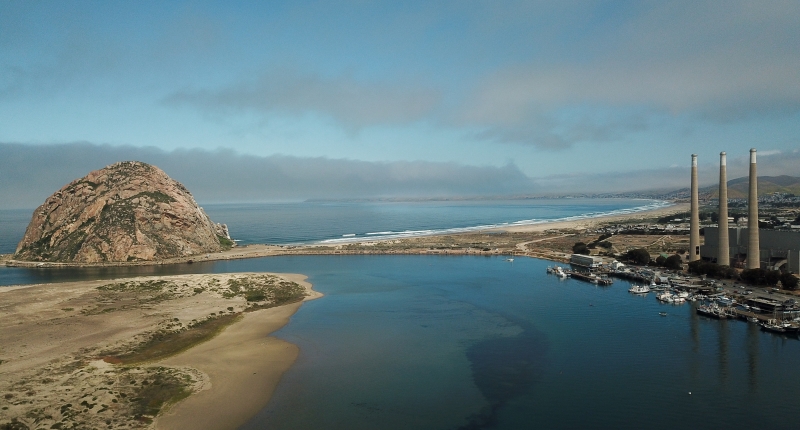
[2, 202, 688, 269]
[0, 272, 320, 430]
[154, 273, 322, 430]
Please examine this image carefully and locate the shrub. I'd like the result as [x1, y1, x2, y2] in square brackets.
[572, 242, 590, 255]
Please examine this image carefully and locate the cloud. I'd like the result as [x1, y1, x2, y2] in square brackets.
[0, 142, 534, 209]
[455, 0, 800, 148]
[3, 142, 798, 210]
[162, 71, 441, 129]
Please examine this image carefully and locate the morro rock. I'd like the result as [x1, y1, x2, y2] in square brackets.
[15, 161, 232, 263]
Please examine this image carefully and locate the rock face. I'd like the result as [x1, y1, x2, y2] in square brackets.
[15, 161, 232, 263]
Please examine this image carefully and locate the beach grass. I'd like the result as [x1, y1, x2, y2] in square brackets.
[108, 313, 243, 365]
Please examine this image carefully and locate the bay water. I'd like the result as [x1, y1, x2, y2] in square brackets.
[2, 255, 799, 429]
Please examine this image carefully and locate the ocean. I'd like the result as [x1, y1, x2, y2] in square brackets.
[5, 199, 798, 429]
[0, 198, 668, 254]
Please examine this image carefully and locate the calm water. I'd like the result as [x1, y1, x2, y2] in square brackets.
[2, 255, 799, 429]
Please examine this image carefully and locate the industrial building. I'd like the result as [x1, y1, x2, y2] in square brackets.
[700, 227, 800, 273]
[569, 254, 602, 268]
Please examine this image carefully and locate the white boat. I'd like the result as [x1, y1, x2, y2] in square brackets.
[716, 296, 736, 306]
[657, 292, 673, 302]
[629, 284, 651, 294]
[506, 258, 514, 262]
[554, 266, 569, 279]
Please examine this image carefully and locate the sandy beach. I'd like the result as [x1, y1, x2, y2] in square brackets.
[1, 201, 689, 268]
[0, 272, 319, 430]
[488, 202, 689, 233]
[154, 274, 321, 430]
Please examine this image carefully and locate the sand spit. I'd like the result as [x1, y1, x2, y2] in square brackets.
[3, 203, 687, 269]
[0, 272, 318, 430]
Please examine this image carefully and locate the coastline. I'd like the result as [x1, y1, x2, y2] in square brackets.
[154, 274, 321, 430]
[1, 202, 688, 268]
[0, 272, 319, 430]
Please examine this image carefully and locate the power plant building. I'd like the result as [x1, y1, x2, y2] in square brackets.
[700, 227, 800, 273]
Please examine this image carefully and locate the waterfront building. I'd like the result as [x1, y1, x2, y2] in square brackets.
[570, 254, 602, 268]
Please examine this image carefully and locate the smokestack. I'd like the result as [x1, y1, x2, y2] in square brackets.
[718, 152, 729, 266]
[689, 154, 700, 262]
[747, 148, 760, 269]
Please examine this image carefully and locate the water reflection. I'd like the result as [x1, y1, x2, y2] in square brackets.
[718, 319, 729, 385]
[747, 322, 759, 393]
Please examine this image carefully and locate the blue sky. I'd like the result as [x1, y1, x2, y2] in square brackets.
[1, 1, 799, 206]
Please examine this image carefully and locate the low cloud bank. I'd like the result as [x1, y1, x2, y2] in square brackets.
[3, 143, 796, 210]
[0, 142, 535, 209]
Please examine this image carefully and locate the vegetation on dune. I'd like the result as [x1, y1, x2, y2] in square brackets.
[108, 314, 242, 365]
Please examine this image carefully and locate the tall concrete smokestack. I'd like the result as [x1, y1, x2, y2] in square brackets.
[689, 154, 700, 262]
[718, 152, 729, 266]
[747, 148, 760, 269]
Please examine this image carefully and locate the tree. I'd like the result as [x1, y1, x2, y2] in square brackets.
[740, 268, 762, 285]
[655, 255, 667, 266]
[764, 270, 780, 286]
[664, 255, 683, 270]
[780, 273, 799, 290]
[625, 248, 651, 265]
[572, 242, 590, 255]
[741, 268, 781, 286]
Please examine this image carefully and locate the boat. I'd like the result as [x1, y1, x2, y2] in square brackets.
[555, 266, 569, 279]
[506, 258, 514, 262]
[716, 296, 736, 307]
[629, 284, 650, 294]
[761, 319, 787, 333]
[696, 303, 727, 319]
[657, 292, 672, 302]
[659, 311, 668, 317]
[748, 316, 759, 323]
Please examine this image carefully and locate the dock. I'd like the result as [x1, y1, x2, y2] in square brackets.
[568, 270, 613, 285]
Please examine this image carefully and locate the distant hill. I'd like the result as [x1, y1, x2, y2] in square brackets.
[583, 175, 800, 201]
[701, 175, 800, 199]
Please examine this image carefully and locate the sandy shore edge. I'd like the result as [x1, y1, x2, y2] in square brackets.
[487, 202, 689, 233]
[0, 272, 319, 430]
[2, 202, 687, 268]
[153, 274, 321, 430]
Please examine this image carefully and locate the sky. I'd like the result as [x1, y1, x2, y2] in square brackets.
[1, 0, 799, 208]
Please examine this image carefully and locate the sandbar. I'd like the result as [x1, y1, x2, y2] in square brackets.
[0, 272, 319, 430]
[154, 274, 321, 430]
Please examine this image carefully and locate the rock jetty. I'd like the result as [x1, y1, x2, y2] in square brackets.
[15, 161, 232, 263]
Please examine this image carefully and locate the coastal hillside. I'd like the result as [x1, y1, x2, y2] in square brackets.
[14, 161, 232, 263]
[711, 175, 800, 199]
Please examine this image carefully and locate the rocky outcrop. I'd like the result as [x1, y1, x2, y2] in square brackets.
[15, 161, 233, 263]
